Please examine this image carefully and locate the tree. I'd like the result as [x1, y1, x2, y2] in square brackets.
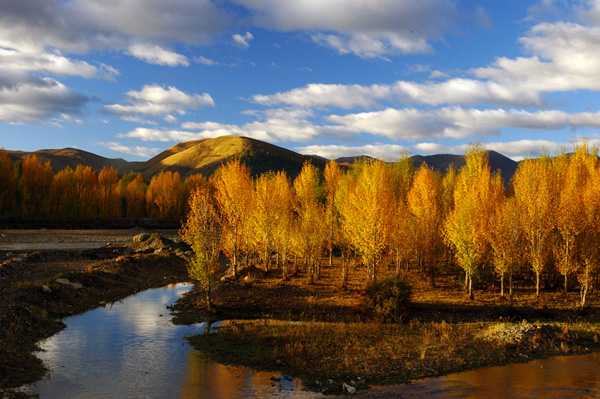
[74, 165, 99, 220]
[251, 172, 279, 272]
[122, 173, 147, 219]
[98, 166, 121, 221]
[53, 166, 80, 221]
[271, 171, 294, 279]
[293, 162, 326, 283]
[488, 196, 523, 305]
[324, 160, 342, 268]
[180, 186, 223, 312]
[213, 159, 253, 278]
[18, 154, 53, 221]
[146, 171, 185, 222]
[408, 164, 443, 285]
[338, 159, 395, 282]
[513, 153, 556, 297]
[0, 150, 16, 219]
[444, 145, 501, 298]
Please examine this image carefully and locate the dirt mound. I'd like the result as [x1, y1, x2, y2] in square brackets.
[128, 233, 189, 256]
[0, 256, 34, 281]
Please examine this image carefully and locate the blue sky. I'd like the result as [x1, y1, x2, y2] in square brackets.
[2, 0, 600, 162]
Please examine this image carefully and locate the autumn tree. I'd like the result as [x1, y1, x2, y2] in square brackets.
[293, 162, 327, 283]
[0, 150, 16, 219]
[555, 146, 590, 297]
[98, 166, 121, 221]
[214, 159, 253, 278]
[513, 153, 557, 297]
[251, 172, 279, 272]
[146, 170, 185, 222]
[488, 196, 523, 305]
[53, 166, 80, 221]
[271, 171, 294, 279]
[180, 186, 222, 312]
[389, 154, 414, 276]
[74, 165, 99, 220]
[408, 164, 443, 285]
[338, 159, 395, 282]
[324, 160, 342, 268]
[444, 145, 501, 298]
[122, 173, 147, 219]
[18, 154, 53, 221]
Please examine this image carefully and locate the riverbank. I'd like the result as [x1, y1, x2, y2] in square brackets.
[0, 231, 189, 397]
[173, 263, 600, 395]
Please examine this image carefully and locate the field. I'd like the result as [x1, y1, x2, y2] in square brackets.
[173, 259, 600, 395]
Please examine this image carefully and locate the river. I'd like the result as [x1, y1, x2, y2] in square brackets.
[26, 283, 600, 399]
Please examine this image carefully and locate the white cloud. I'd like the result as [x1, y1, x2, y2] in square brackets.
[0, 72, 89, 124]
[100, 141, 160, 157]
[127, 44, 189, 67]
[231, 0, 460, 58]
[116, 127, 218, 142]
[103, 85, 214, 119]
[295, 143, 409, 160]
[195, 56, 219, 66]
[233, 32, 254, 48]
[0, 47, 118, 80]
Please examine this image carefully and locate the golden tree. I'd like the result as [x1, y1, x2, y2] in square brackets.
[146, 170, 185, 222]
[389, 154, 414, 275]
[98, 166, 121, 221]
[338, 159, 395, 282]
[293, 162, 326, 283]
[0, 150, 16, 219]
[18, 154, 53, 221]
[180, 186, 223, 312]
[444, 145, 501, 298]
[53, 166, 79, 221]
[271, 171, 294, 279]
[488, 196, 523, 304]
[251, 171, 279, 272]
[323, 160, 342, 267]
[556, 146, 590, 297]
[74, 165, 99, 220]
[213, 159, 253, 278]
[512, 153, 556, 297]
[408, 164, 443, 285]
[122, 173, 147, 219]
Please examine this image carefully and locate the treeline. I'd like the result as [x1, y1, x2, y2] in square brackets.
[182, 143, 600, 308]
[0, 151, 206, 224]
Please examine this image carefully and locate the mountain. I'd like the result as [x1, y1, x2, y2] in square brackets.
[127, 135, 327, 179]
[4, 136, 519, 184]
[6, 148, 128, 173]
[412, 151, 518, 185]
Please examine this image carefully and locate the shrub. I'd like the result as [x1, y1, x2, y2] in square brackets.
[362, 277, 412, 323]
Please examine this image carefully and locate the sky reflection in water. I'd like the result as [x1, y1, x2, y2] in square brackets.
[28, 283, 321, 399]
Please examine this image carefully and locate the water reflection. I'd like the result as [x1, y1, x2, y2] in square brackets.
[366, 352, 600, 398]
[27, 283, 323, 399]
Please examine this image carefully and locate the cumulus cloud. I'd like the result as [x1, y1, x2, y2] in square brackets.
[295, 143, 409, 160]
[230, 0, 460, 58]
[127, 44, 189, 67]
[0, 72, 89, 124]
[0, 47, 118, 80]
[99, 141, 160, 157]
[116, 127, 223, 142]
[233, 32, 254, 48]
[103, 85, 215, 120]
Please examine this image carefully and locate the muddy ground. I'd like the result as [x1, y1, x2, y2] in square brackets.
[0, 229, 190, 397]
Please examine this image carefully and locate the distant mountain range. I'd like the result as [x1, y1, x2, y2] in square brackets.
[5, 135, 519, 183]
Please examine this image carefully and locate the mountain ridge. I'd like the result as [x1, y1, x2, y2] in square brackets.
[5, 136, 519, 183]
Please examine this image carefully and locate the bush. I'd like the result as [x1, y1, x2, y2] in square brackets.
[362, 277, 412, 323]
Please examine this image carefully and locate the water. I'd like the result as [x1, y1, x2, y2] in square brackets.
[366, 352, 600, 398]
[27, 283, 322, 399]
[26, 282, 600, 398]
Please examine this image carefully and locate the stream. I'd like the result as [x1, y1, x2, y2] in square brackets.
[26, 283, 321, 399]
[25, 283, 600, 399]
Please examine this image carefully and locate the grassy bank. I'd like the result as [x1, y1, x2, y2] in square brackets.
[174, 262, 600, 394]
[0, 234, 189, 395]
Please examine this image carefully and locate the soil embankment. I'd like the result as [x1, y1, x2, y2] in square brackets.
[0, 230, 190, 396]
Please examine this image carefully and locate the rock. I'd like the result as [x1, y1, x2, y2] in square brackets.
[132, 233, 150, 243]
[42, 285, 51, 293]
[56, 278, 83, 290]
[343, 383, 357, 395]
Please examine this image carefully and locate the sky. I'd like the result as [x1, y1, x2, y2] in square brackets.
[3, 0, 600, 162]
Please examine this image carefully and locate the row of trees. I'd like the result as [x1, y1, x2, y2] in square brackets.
[182, 144, 600, 308]
[0, 151, 205, 223]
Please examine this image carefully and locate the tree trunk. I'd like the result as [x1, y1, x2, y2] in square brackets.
[500, 275, 504, 297]
[564, 273, 568, 300]
[509, 274, 514, 308]
[468, 274, 474, 300]
[536, 271, 540, 297]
